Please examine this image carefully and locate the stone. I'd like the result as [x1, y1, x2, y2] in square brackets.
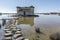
[50, 32, 60, 40]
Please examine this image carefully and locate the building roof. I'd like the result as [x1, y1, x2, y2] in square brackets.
[16, 6, 34, 8]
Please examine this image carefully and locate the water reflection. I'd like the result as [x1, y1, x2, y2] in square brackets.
[18, 17, 34, 26]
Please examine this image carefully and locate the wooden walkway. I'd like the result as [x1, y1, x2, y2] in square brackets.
[4, 19, 29, 40]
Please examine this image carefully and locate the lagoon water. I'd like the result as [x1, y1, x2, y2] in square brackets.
[0, 14, 60, 40]
[17, 15, 60, 40]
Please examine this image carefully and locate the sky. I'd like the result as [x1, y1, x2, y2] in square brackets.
[0, 0, 60, 13]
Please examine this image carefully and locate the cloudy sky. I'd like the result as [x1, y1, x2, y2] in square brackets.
[0, 0, 60, 13]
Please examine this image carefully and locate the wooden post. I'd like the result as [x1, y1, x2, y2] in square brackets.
[2, 19, 6, 26]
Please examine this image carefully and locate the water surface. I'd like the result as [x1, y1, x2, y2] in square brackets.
[0, 14, 60, 40]
[17, 15, 60, 40]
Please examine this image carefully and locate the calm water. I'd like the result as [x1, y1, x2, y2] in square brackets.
[0, 14, 60, 40]
[17, 14, 60, 28]
[17, 14, 60, 40]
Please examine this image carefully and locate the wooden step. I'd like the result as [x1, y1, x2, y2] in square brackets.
[17, 29, 21, 31]
[4, 29, 10, 31]
[15, 31, 22, 34]
[24, 39, 29, 40]
[13, 34, 23, 39]
[5, 31, 11, 33]
[5, 33, 12, 37]
[16, 37, 24, 40]
[5, 37, 12, 40]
